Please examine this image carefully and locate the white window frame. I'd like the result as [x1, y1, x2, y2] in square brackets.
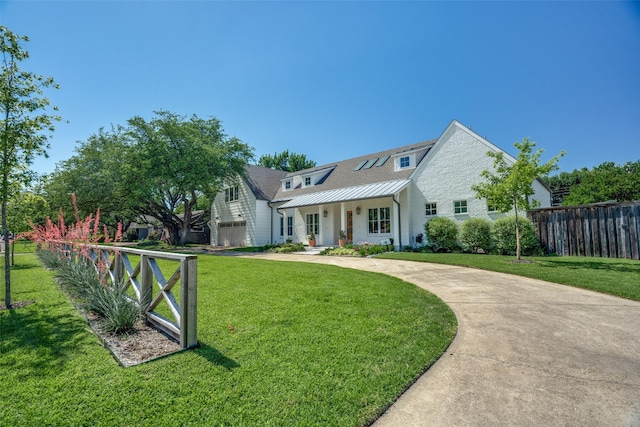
[287, 216, 293, 236]
[225, 185, 239, 202]
[425, 202, 437, 216]
[368, 207, 391, 234]
[400, 156, 410, 168]
[454, 200, 468, 214]
[304, 176, 312, 186]
[306, 213, 319, 236]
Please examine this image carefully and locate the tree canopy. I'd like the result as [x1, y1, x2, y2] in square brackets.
[43, 111, 254, 245]
[472, 138, 565, 260]
[1, 26, 60, 308]
[544, 160, 640, 205]
[258, 150, 316, 172]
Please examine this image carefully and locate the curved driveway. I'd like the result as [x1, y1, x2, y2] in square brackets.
[241, 253, 640, 426]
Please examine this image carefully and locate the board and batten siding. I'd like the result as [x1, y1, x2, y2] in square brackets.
[211, 179, 256, 246]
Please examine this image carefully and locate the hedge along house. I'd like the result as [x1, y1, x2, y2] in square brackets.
[211, 120, 552, 249]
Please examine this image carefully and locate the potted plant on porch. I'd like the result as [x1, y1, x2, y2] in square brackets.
[339, 230, 348, 247]
[308, 232, 316, 247]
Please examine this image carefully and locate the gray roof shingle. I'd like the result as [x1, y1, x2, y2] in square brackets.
[273, 140, 436, 202]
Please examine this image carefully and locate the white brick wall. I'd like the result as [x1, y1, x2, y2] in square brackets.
[408, 122, 550, 246]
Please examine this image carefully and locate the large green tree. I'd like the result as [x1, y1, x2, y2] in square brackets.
[1, 26, 60, 308]
[124, 111, 253, 245]
[45, 111, 254, 246]
[258, 150, 316, 172]
[472, 138, 565, 260]
[43, 127, 134, 228]
[545, 160, 640, 205]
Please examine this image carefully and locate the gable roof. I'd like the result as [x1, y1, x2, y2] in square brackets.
[244, 165, 288, 201]
[273, 140, 436, 203]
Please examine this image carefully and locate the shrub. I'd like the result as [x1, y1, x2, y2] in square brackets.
[267, 242, 305, 253]
[460, 218, 493, 253]
[492, 215, 542, 256]
[357, 243, 388, 256]
[424, 217, 459, 252]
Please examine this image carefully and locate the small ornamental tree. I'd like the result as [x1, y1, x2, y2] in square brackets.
[424, 217, 459, 252]
[1, 26, 61, 308]
[493, 216, 541, 256]
[472, 138, 564, 260]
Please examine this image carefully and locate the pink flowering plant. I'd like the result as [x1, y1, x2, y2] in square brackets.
[29, 194, 139, 334]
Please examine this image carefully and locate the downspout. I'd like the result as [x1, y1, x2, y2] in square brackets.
[393, 194, 401, 250]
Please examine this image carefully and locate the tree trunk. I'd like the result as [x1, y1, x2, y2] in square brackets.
[514, 197, 522, 261]
[177, 200, 194, 246]
[2, 197, 11, 308]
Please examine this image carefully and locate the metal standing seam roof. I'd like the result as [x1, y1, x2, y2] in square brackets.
[277, 179, 411, 209]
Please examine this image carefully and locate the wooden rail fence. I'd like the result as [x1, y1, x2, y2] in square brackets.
[57, 242, 198, 349]
[528, 202, 640, 260]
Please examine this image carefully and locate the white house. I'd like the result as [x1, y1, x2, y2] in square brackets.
[211, 120, 551, 249]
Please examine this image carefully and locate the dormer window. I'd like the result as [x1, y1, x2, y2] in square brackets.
[304, 176, 312, 186]
[394, 153, 415, 171]
[284, 180, 292, 190]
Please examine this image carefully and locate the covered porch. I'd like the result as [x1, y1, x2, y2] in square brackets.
[277, 180, 410, 250]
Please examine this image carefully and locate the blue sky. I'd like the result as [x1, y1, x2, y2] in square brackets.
[2, 1, 639, 176]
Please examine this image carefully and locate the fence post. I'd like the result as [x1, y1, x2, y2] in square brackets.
[139, 254, 152, 310]
[180, 256, 198, 349]
[113, 250, 124, 286]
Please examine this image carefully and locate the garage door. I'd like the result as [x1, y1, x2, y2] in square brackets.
[217, 221, 247, 247]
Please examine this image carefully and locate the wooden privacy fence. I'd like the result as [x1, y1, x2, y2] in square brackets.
[528, 202, 640, 260]
[57, 242, 198, 349]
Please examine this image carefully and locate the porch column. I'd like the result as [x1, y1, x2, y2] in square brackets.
[340, 202, 346, 233]
[393, 197, 401, 251]
[318, 205, 324, 245]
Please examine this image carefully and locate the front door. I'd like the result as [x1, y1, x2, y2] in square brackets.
[347, 211, 353, 242]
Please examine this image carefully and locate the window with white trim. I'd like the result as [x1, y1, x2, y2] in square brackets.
[425, 202, 437, 216]
[454, 200, 468, 214]
[400, 156, 410, 168]
[306, 213, 319, 236]
[287, 217, 293, 236]
[304, 176, 311, 186]
[280, 217, 284, 236]
[368, 207, 390, 234]
[284, 180, 292, 190]
[225, 185, 239, 202]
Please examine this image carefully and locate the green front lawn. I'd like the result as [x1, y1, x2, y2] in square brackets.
[0, 251, 456, 426]
[379, 252, 640, 301]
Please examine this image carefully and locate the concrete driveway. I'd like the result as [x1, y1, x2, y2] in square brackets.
[242, 253, 640, 426]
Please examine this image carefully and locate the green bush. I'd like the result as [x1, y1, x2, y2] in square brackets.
[424, 217, 459, 252]
[460, 218, 493, 253]
[492, 215, 542, 256]
[266, 242, 305, 253]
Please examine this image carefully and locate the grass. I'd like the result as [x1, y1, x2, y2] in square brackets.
[378, 252, 640, 301]
[0, 249, 456, 426]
